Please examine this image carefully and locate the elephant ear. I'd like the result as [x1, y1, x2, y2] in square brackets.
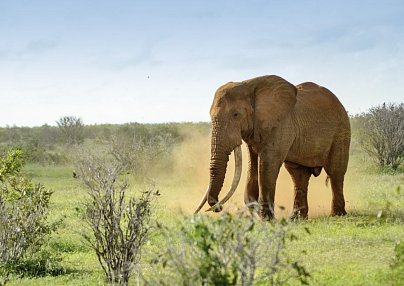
[252, 76, 297, 141]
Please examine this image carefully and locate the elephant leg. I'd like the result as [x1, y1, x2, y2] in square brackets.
[328, 174, 347, 216]
[284, 162, 311, 219]
[244, 145, 259, 209]
[258, 159, 282, 220]
[325, 141, 349, 216]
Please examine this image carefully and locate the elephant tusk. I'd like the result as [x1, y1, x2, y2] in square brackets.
[194, 185, 210, 214]
[206, 145, 242, 212]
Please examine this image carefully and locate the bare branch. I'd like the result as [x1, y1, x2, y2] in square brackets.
[75, 153, 156, 285]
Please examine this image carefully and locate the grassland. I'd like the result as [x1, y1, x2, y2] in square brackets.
[3, 124, 404, 285]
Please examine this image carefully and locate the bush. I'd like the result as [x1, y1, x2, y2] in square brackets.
[356, 103, 404, 170]
[0, 149, 57, 280]
[144, 212, 310, 286]
[75, 152, 157, 285]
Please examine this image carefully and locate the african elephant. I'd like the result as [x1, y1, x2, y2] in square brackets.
[195, 75, 350, 219]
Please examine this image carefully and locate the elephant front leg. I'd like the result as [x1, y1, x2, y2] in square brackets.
[258, 159, 281, 220]
[244, 145, 259, 209]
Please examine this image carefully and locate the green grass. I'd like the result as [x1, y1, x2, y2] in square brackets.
[288, 216, 403, 285]
[4, 142, 404, 285]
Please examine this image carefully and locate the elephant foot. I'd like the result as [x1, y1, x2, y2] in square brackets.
[290, 211, 308, 221]
[290, 205, 308, 220]
[259, 205, 274, 220]
[210, 204, 223, 213]
[331, 208, 347, 216]
[245, 200, 260, 211]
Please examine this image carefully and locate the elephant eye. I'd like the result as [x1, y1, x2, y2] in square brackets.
[233, 112, 240, 119]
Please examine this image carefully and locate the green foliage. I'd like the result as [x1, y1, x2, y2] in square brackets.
[1, 248, 66, 278]
[0, 121, 210, 167]
[0, 126, 68, 166]
[0, 149, 24, 183]
[145, 213, 310, 286]
[0, 149, 58, 280]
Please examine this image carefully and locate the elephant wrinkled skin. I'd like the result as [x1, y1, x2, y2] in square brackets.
[195, 75, 351, 219]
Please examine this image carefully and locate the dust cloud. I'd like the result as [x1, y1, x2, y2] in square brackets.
[164, 128, 333, 218]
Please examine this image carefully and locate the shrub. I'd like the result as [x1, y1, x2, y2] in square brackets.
[356, 103, 404, 170]
[0, 149, 57, 280]
[75, 152, 157, 285]
[144, 212, 310, 286]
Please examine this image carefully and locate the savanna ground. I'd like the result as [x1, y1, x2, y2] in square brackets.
[2, 122, 404, 285]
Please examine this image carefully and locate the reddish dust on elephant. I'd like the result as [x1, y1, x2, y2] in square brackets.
[195, 75, 350, 219]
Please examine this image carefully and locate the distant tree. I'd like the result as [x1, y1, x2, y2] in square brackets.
[56, 116, 84, 145]
[357, 103, 404, 170]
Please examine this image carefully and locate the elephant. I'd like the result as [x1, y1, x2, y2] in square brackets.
[195, 75, 350, 219]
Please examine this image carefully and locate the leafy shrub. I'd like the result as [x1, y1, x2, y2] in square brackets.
[4, 248, 65, 277]
[0, 149, 58, 280]
[356, 103, 404, 170]
[144, 212, 310, 286]
[75, 152, 157, 285]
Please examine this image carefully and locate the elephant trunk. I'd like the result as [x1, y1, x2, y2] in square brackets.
[206, 150, 230, 211]
[193, 147, 228, 214]
[206, 145, 242, 212]
[194, 121, 242, 213]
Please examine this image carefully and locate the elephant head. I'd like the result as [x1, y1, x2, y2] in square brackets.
[195, 75, 297, 213]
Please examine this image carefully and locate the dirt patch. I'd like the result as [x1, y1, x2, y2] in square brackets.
[166, 129, 333, 218]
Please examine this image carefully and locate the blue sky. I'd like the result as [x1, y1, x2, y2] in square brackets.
[1, 0, 403, 126]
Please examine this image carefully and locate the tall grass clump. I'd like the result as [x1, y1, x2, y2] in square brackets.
[75, 151, 157, 286]
[144, 212, 310, 286]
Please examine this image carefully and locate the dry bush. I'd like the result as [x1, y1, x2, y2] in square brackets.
[75, 153, 157, 285]
[144, 212, 310, 286]
[356, 103, 404, 170]
[110, 131, 174, 179]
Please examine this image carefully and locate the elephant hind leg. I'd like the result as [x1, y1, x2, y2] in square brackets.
[325, 173, 347, 216]
[325, 140, 349, 216]
[284, 162, 312, 219]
